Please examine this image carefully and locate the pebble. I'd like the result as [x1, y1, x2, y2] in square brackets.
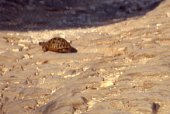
[100, 80, 113, 88]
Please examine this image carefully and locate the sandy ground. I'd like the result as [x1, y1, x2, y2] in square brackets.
[0, 0, 170, 114]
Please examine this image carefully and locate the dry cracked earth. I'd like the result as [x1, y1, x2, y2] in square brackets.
[0, 0, 170, 114]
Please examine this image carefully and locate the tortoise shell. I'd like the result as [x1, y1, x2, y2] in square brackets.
[39, 37, 77, 53]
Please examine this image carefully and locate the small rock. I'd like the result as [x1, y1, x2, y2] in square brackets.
[151, 102, 160, 114]
[12, 48, 20, 52]
[166, 12, 170, 17]
[100, 80, 113, 88]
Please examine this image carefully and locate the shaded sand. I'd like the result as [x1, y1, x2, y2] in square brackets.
[0, 0, 170, 114]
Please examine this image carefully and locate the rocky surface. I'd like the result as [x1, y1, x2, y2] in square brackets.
[0, 0, 170, 114]
[0, 0, 164, 30]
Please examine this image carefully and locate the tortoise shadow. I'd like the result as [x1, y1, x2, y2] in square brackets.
[0, 0, 165, 31]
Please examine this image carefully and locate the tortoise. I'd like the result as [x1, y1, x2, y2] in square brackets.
[39, 37, 77, 53]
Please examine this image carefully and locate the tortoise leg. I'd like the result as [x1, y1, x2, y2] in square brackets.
[42, 46, 48, 52]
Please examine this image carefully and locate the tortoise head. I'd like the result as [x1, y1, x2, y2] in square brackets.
[39, 42, 48, 52]
[70, 47, 77, 53]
